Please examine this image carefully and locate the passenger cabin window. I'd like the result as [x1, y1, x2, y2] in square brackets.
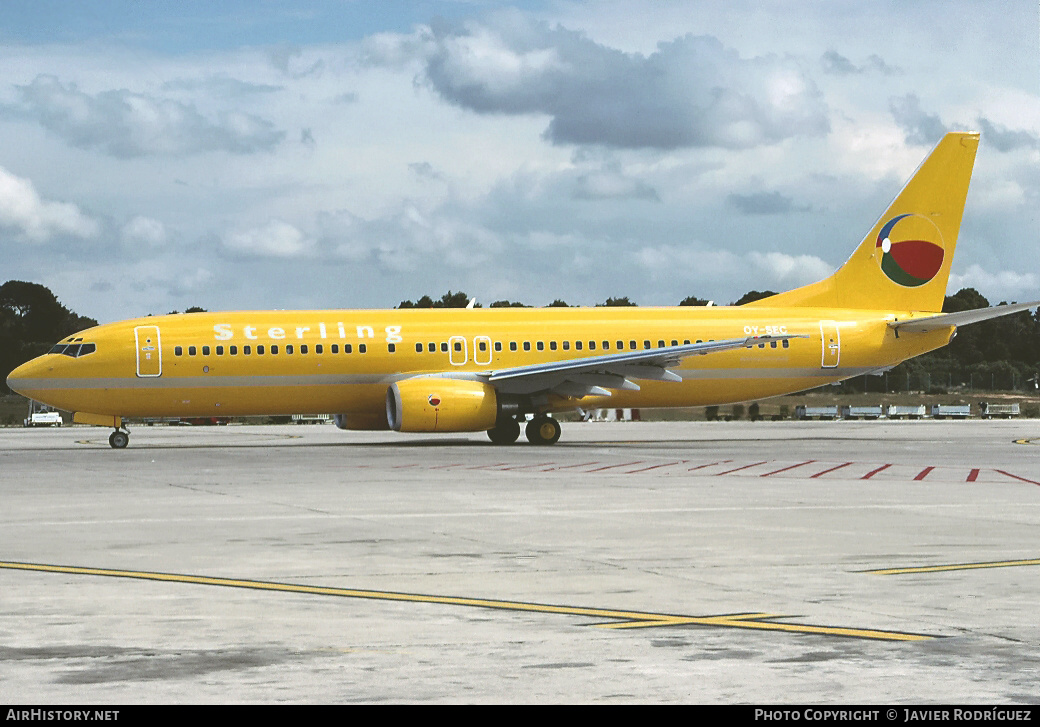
[188, 346, 197, 356]
[332, 344, 339, 353]
[202, 345, 210, 355]
[415, 343, 423, 353]
[257, 345, 265, 355]
[230, 345, 238, 355]
[388, 343, 396, 353]
[175, 346, 183, 356]
[509, 342, 517, 352]
[316, 344, 323, 354]
[300, 345, 308, 354]
[271, 345, 279, 354]
[216, 346, 224, 355]
[359, 344, 367, 353]
[344, 344, 353, 353]
[286, 344, 294, 354]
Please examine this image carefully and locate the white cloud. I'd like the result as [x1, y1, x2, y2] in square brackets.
[949, 264, 1040, 299]
[222, 220, 313, 258]
[0, 165, 98, 242]
[13, 74, 285, 158]
[120, 216, 167, 248]
[371, 16, 830, 150]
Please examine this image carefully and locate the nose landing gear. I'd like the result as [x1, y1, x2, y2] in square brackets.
[108, 428, 130, 449]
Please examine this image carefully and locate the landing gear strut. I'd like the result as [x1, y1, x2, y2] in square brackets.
[525, 415, 561, 445]
[108, 428, 130, 449]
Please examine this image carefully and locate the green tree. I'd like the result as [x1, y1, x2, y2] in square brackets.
[679, 296, 711, 306]
[398, 291, 475, 308]
[598, 296, 637, 307]
[0, 281, 97, 394]
[732, 290, 777, 305]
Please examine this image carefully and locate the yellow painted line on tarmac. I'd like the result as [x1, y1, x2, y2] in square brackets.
[865, 558, 1040, 576]
[1013, 439, 1039, 445]
[0, 560, 932, 642]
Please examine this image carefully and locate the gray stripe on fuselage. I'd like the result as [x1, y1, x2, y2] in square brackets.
[13, 366, 877, 391]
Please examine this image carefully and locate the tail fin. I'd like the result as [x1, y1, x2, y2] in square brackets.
[748, 132, 979, 313]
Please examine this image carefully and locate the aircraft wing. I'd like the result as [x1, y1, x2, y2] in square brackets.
[889, 301, 1040, 333]
[485, 334, 807, 398]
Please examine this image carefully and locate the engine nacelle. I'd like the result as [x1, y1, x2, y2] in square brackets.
[334, 413, 390, 430]
[387, 378, 498, 433]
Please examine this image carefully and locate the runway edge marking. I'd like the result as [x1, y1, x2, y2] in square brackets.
[0, 560, 933, 642]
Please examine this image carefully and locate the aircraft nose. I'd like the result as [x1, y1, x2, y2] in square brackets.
[6, 357, 42, 397]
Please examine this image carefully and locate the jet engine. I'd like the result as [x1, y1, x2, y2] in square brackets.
[386, 378, 499, 432]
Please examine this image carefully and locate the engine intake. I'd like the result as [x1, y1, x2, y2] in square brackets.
[387, 378, 499, 432]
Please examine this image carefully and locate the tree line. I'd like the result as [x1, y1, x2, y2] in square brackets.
[2, 280, 1038, 395]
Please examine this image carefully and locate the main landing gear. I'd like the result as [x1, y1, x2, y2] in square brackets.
[486, 414, 562, 445]
[108, 427, 130, 449]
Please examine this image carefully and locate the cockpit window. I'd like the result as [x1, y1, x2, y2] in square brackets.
[50, 342, 96, 358]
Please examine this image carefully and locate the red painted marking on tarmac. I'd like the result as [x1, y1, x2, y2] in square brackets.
[761, 460, 816, 477]
[391, 463, 423, 469]
[625, 461, 684, 473]
[688, 460, 732, 472]
[428, 463, 464, 470]
[588, 461, 644, 473]
[466, 463, 512, 470]
[860, 464, 892, 480]
[966, 469, 980, 482]
[716, 461, 769, 476]
[913, 466, 935, 481]
[810, 462, 853, 478]
[499, 462, 555, 471]
[543, 462, 600, 471]
[996, 470, 1040, 486]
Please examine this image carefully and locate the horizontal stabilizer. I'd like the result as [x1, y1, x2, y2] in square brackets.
[890, 301, 1040, 333]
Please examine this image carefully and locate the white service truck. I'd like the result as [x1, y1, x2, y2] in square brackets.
[24, 401, 62, 427]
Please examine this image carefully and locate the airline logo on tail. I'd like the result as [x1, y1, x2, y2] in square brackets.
[875, 213, 946, 287]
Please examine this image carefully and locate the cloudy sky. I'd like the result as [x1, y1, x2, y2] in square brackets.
[0, 0, 1037, 323]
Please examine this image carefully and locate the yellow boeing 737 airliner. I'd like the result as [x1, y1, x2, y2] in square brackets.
[8, 132, 1039, 448]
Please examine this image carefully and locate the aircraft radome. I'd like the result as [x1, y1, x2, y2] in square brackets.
[8, 132, 1039, 448]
